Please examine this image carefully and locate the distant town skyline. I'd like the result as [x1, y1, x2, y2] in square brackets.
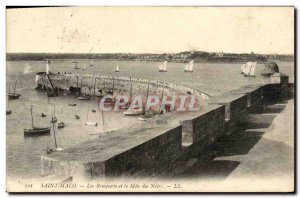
[6, 7, 294, 55]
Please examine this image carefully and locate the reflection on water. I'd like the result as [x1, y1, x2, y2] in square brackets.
[6, 60, 294, 179]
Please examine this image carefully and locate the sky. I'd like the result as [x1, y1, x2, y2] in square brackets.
[6, 7, 294, 54]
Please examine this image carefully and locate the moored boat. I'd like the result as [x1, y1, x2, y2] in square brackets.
[85, 122, 98, 126]
[138, 111, 154, 121]
[8, 93, 21, 100]
[123, 108, 144, 116]
[24, 105, 51, 137]
[78, 95, 91, 100]
[58, 121, 65, 129]
[8, 74, 21, 100]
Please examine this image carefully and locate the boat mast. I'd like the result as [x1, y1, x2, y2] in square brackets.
[93, 77, 97, 96]
[101, 110, 105, 129]
[76, 76, 79, 89]
[51, 114, 58, 149]
[130, 79, 132, 98]
[13, 74, 19, 94]
[146, 81, 150, 99]
[8, 81, 11, 93]
[80, 78, 83, 94]
[30, 105, 34, 128]
[112, 76, 115, 95]
[7, 94, 9, 109]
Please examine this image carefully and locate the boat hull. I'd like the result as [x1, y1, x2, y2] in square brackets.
[78, 96, 91, 100]
[8, 93, 21, 100]
[244, 74, 256, 77]
[123, 110, 143, 116]
[138, 117, 152, 121]
[85, 122, 98, 126]
[24, 127, 51, 137]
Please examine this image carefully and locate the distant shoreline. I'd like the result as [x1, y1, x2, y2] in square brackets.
[6, 59, 294, 65]
[6, 52, 294, 63]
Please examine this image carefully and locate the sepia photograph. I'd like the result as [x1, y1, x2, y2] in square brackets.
[5, 6, 295, 193]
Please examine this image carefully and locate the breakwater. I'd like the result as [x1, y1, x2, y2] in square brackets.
[40, 73, 292, 181]
[36, 73, 210, 100]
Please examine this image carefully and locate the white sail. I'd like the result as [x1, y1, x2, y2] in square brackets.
[162, 61, 167, 71]
[159, 63, 163, 71]
[243, 62, 252, 75]
[188, 60, 194, 71]
[115, 65, 120, 72]
[241, 64, 246, 73]
[184, 64, 189, 71]
[249, 62, 256, 76]
[90, 60, 93, 65]
[23, 63, 33, 74]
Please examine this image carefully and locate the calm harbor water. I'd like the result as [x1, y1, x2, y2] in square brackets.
[6, 60, 294, 179]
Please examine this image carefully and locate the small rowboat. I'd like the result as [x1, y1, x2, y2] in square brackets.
[85, 122, 98, 126]
[24, 127, 51, 137]
[58, 121, 65, 129]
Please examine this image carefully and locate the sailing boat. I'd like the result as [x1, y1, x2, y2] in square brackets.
[184, 60, 194, 72]
[8, 74, 21, 100]
[72, 61, 79, 69]
[244, 62, 257, 77]
[82, 65, 86, 70]
[85, 107, 98, 126]
[120, 79, 132, 110]
[50, 116, 64, 151]
[115, 65, 120, 72]
[241, 62, 250, 74]
[159, 61, 167, 72]
[23, 63, 33, 74]
[89, 59, 93, 66]
[138, 82, 154, 121]
[241, 63, 246, 74]
[24, 105, 51, 137]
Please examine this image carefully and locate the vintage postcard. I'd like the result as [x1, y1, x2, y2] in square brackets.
[6, 6, 294, 192]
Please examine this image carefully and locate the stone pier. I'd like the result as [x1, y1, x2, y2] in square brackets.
[40, 72, 292, 181]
